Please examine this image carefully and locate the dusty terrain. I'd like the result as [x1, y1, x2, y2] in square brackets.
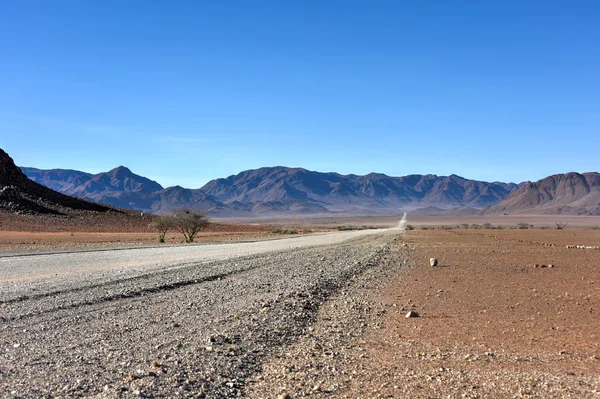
[0, 228, 394, 398]
[235, 214, 600, 229]
[0, 210, 319, 251]
[1, 220, 599, 398]
[249, 227, 600, 398]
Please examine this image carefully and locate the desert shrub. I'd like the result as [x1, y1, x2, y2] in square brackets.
[273, 228, 298, 234]
[336, 225, 378, 231]
[149, 215, 175, 243]
[555, 222, 568, 230]
[437, 225, 452, 230]
[405, 224, 414, 230]
[482, 222, 492, 229]
[461, 223, 469, 229]
[470, 223, 482, 229]
[172, 209, 209, 243]
[589, 226, 600, 230]
[517, 223, 531, 230]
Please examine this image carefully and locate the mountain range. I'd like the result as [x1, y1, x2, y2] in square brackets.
[21, 165, 523, 216]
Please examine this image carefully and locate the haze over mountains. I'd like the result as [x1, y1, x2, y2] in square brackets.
[22, 164, 521, 216]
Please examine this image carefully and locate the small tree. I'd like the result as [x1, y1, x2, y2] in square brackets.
[149, 215, 174, 243]
[172, 208, 209, 243]
[555, 222, 568, 230]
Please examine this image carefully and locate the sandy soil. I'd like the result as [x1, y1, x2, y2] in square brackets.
[0, 229, 280, 251]
[249, 228, 600, 398]
[349, 228, 600, 397]
[0, 214, 324, 251]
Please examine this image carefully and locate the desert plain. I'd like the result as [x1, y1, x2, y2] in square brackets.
[1, 214, 599, 398]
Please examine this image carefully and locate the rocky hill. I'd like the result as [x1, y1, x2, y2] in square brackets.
[482, 172, 600, 215]
[0, 149, 112, 215]
[21, 163, 519, 216]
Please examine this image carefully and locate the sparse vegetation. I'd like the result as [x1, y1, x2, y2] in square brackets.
[336, 225, 378, 231]
[405, 224, 414, 230]
[171, 208, 209, 243]
[555, 222, 568, 230]
[272, 228, 299, 234]
[482, 222, 492, 229]
[470, 223, 482, 229]
[149, 215, 174, 243]
[461, 223, 469, 229]
[517, 223, 531, 229]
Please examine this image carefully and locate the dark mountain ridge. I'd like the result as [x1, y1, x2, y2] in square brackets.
[0, 149, 112, 214]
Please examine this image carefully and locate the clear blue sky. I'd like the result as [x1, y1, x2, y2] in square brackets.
[1, 1, 599, 188]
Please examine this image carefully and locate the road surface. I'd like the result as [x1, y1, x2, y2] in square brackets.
[0, 228, 401, 398]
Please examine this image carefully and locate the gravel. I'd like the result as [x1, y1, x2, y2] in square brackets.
[0, 229, 401, 398]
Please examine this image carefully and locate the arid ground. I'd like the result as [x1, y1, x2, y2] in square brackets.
[1, 215, 599, 398]
[249, 226, 600, 398]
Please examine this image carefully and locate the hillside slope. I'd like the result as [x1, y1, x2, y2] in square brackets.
[482, 172, 600, 215]
[1, 149, 112, 214]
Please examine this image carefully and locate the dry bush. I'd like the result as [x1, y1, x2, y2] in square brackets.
[149, 215, 175, 243]
[172, 209, 209, 243]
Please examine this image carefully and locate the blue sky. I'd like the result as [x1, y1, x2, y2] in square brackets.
[1, 1, 599, 188]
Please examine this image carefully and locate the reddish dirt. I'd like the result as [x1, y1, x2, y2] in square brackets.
[348, 228, 600, 397]
[0, 210, 330, 250]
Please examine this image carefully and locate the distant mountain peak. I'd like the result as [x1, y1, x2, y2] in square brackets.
[108, 165, 133, 174]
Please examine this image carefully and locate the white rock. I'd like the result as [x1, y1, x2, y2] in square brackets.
[430, 258, 438, 267]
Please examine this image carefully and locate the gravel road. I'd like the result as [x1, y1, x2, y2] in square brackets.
[0, 228, 402, 398]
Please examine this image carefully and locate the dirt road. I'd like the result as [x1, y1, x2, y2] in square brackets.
[0, 228, 400, 398]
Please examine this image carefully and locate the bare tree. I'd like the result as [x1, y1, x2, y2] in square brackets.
[172, 208, 209, 243]
[149, 215, 174, 243]
[555, 222, 568, 230]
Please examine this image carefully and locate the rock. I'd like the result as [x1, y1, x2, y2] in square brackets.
[548, 264, 554, 268]
[405, 311, 419, 318]
[278, 394, 291, 399]
[430, 258, 438, 267]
